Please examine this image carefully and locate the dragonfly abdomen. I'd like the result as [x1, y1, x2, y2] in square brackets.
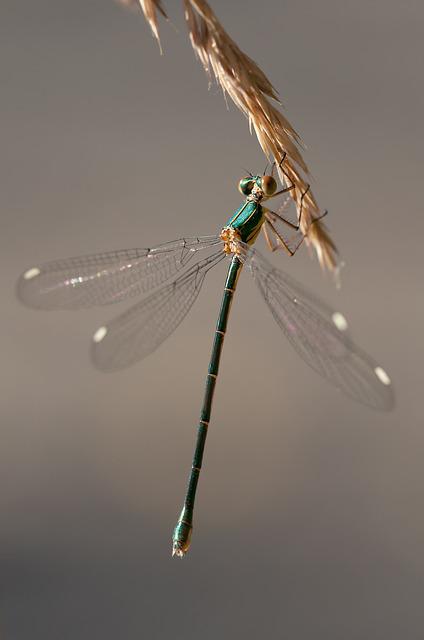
[226, 201, 264, 244]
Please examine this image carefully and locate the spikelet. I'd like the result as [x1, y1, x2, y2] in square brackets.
[120, 0, 338, 272]
[137, 0, 167, 51]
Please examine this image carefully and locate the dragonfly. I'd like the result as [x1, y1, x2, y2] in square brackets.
[17, 168, 394, 557]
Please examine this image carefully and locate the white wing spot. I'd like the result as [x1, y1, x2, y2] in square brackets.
[332, 312, 348, 331]
[93, 326, 108, 343]
[24, 267, 41, 280]
[374, 366, 391, 386]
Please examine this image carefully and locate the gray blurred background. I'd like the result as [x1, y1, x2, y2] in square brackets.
[1, 0, 423, 638]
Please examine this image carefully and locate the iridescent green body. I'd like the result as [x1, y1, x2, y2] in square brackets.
[172, 256, 242, 556]
[225, 200, 264, 244]
[173, 177, 270, 557]
[16, 168, 393, 558]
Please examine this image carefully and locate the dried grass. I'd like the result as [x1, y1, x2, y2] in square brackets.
[120, 0, 338, 272]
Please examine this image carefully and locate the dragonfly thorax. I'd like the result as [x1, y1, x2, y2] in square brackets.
[223, 195, 265, 247]
[220, 173, 279, 248]
[219, 174, 278, 249]
[220, 227, 243, 255]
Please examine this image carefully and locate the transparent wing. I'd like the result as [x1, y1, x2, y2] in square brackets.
[244, 245, 394, 410]
[91, 250, 225, 372]
[17, 236, 221, 310]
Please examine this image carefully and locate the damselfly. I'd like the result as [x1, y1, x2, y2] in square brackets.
[17, 170, 394, 557]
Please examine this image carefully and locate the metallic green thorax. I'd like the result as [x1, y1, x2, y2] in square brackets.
[226, 200, 264, 244]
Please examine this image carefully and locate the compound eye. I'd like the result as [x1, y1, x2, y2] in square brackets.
[238, 177, 254, 196]
[261, 175, 277, 197]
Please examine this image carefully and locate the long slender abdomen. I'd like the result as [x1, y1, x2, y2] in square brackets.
[172, 256, 243, 557]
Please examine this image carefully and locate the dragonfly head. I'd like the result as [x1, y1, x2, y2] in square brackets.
[238, 174, 277, 200]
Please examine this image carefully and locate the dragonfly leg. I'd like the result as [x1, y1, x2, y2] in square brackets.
[265, 184, 296, 201]
[297, 184, 310, 227]
[263, 215, 298, 256]
[265, 154, 297, 200]
[263, 219, 282, 252]
[266, 209, 299, 231]
[278, 152, 296, 190]
[270, 185, 327, 233]
[264, 203, 328, 258]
